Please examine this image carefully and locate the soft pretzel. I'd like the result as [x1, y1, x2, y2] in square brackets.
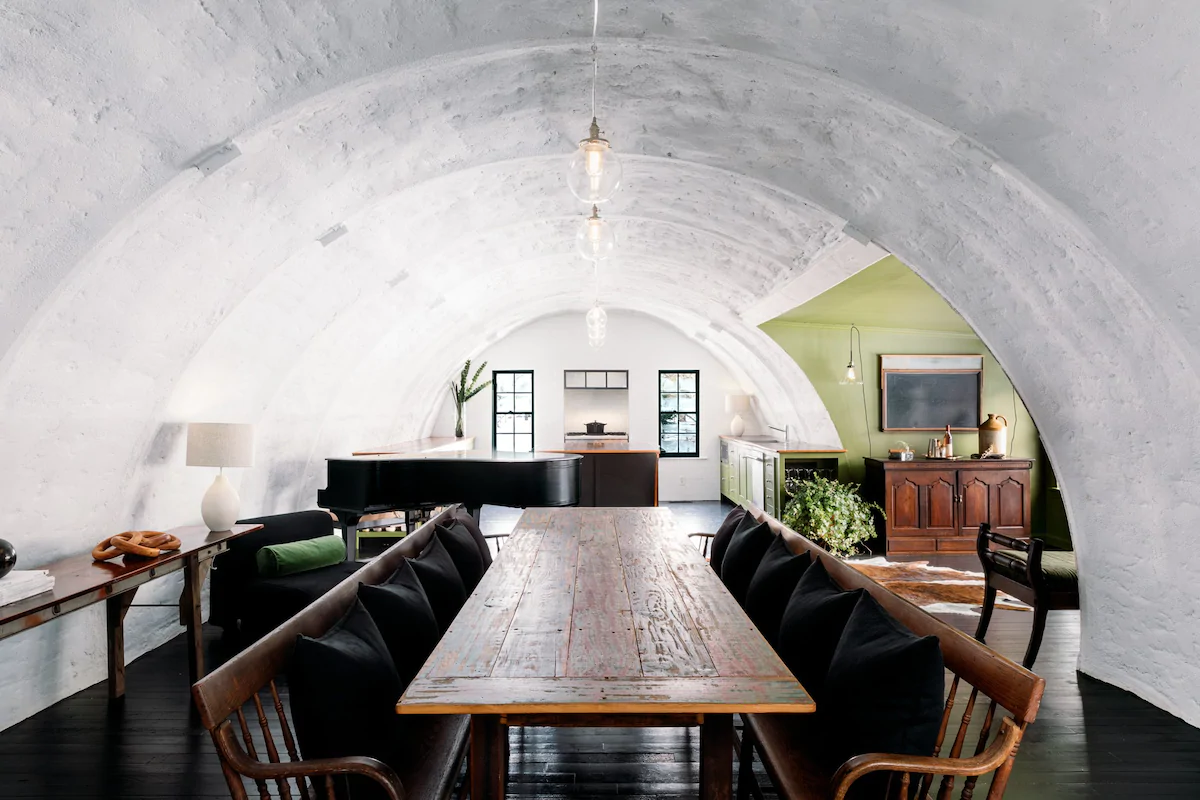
[92, 531, 144, 561]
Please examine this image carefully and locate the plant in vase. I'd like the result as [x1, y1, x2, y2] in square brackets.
[450, 360, 492, 438]
[781, 475, 883, 558]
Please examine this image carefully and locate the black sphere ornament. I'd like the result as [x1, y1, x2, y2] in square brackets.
[0, 539, 15, 579]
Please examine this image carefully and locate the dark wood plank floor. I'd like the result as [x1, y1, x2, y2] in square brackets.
[3, 504, 1198, 798]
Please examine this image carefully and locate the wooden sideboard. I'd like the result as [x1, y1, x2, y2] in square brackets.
[862, 457, 1033, 554]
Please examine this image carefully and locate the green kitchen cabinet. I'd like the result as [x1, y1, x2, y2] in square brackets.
[719, 436, 842, 518]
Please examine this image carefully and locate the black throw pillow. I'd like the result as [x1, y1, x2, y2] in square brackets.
[744, 537, 811, 646]
[719, 518, 775, 605]
[822, 593, 945, 784]
[775, 558, 863, 702]
[288, 600, 403, 800]
[452, 506, 493, 569]
[709, 506, 748, 574]
[358, 560, 441, 689]
[434, 523, 486, 592]
[408, 535, 468, 634]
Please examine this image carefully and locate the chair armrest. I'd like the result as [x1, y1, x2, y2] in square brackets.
[977, 523, 1032, 553]
[830, 717, 1020, 800]
[214, 721, 405, 800]
[687, 533, 716, 540]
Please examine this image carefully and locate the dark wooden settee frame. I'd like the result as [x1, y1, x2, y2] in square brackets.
[975, 523, 1080, 669]
[737, 504, 1046, 800]
[192, 506, 468, 800]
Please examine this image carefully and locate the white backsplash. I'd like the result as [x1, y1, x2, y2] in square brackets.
[563, 388, 630, 433]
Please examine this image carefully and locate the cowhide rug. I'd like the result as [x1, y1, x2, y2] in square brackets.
[845, 557, 1031, 616]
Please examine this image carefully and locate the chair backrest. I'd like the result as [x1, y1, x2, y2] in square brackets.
[193, 506, 458, 799]
[747, 503, 1045, 799]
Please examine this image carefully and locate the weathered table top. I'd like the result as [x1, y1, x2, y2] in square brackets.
[398, 507, 814, 715]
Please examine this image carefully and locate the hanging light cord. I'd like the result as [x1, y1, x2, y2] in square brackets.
[590, 0, 600, 120]
[853, 325, 873, 458]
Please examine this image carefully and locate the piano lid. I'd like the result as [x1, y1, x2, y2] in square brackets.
[327, 449, 581, 463]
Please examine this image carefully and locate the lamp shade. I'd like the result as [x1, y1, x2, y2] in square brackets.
[186, 423, 254, 468]
[725, 394, 751, 413]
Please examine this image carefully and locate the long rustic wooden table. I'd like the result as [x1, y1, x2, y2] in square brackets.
[397, 507, 814, 800]
[0, 523, 262, 699]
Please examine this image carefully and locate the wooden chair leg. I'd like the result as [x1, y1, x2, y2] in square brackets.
[1022, 603, 1050, 670]
[975, 583, 997, 643]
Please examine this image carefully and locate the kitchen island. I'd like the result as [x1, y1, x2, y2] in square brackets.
[719, 435, 844, 518]
[542, 441, 660, 507]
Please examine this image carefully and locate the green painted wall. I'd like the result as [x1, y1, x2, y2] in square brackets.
[761, 321, 1050, 535]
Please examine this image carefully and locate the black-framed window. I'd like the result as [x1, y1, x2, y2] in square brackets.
[659, 370, 699, 457]
[493, 370, 534, 452]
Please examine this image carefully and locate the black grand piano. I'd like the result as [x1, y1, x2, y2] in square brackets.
[317, 449, 581, 557]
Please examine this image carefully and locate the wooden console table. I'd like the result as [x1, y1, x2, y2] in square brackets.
[399, 507, 813, 800]
[0, 523, 262, 699]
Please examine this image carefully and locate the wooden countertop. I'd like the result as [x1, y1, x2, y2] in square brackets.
[719, 435, 845, 454]
[542, 441, 662, 455]
[353, 436, 476, 456]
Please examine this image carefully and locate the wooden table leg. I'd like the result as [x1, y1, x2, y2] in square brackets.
[470, 715, 507, 800]
[106, 590, 136, 700]
[700, 713, 733, 800]
[182, 554, 204, 685]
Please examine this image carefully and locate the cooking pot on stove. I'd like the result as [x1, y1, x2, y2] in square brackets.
[585, 421, 607, 435]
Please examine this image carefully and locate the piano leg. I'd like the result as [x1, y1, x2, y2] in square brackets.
[336, 513, 362, 561]
[466, 505, 483, 526]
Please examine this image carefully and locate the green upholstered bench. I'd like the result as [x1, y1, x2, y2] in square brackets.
[975, 524, 1080, 669]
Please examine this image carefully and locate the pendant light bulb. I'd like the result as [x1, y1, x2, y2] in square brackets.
[839, 324, 864, 385]
[568, 118, 623, 203]
[586, 302, 608, 331]
[840, 361, 861, 385]
[576, 205, 616, 262]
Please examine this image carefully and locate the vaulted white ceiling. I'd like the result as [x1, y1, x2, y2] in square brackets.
[2, 1, 1199, 728]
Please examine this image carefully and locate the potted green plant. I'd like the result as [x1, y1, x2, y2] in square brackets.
[450, 360, 491, 438]
[781, 476, 883, 558]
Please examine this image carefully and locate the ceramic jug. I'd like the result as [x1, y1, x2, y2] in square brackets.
[978, 414, 1008, 456]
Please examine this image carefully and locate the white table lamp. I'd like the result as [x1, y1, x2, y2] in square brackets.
[186, 422, 254, 532]
[725, 395, 752, 437]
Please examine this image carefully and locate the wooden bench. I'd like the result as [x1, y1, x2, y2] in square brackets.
[738, 504, 1045, 800]
[975, 523, 1080, 669]
[192, 506, 470, 800]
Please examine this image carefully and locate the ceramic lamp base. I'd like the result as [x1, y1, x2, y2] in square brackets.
[730, 413, 746, 437]
[201, 473, 241, 532]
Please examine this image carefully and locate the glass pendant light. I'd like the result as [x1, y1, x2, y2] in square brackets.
[567, 0, 621, 204]
[576, 205, 616, 262]
[839, 324, 864, 385]
[568, 119, 622, 203]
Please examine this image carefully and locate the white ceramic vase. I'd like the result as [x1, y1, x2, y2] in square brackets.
[201, 472, 241, 532]
[730, 413, 746, 437]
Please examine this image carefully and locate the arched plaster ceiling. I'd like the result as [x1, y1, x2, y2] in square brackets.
[2, 1, 1200, 728]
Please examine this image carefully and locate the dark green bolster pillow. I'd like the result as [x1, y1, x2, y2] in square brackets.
[256, 535, 346, 577]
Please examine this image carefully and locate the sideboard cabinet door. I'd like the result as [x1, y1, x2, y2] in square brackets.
[884, 469, 958, 553]
[959, 468, 1031, 539]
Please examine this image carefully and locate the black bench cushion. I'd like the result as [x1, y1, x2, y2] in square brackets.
[709, 506, 748, 574]
[744, 537, 811, 646]
[288, 599, 405, 800]
[387, 713, 470, 800]
[241, 560, 363, 641]
[358, 560, 441, 689]
[720, 516, 775, 605]
[776, 559, 863, 702]
[451, 506, 493, 569]
[409, 534, 468, 634]
[995, 548, 1078, 590]
[435, 523, 486, 592]
[822, 593, 945, 782]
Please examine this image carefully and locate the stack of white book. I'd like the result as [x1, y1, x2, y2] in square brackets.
[0, 570, 55, 607]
